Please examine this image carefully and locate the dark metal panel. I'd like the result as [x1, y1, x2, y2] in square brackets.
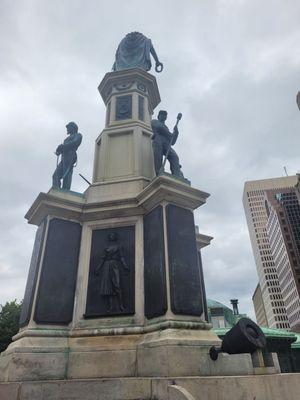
[144, 206, 167, 319]
[85, 226, 135, 318]
[34, 218, 82, 324]
[116, 95, 132, 120]
[198, 250, 209, 322]
[166, 204, 203, 316]
[138, 95, 144, 121]
[19, 220, 47, 327]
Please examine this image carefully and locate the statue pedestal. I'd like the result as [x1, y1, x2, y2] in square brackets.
[1, 176, 230, 382]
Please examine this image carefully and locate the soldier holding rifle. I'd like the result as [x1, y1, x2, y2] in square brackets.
[151, 110, 185, 179]
[52, 122, 82, 190]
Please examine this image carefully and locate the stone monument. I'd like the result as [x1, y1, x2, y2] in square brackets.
[1, 32, 300, 400]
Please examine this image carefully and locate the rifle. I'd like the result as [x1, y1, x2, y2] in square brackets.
[159, 113, 182, 174]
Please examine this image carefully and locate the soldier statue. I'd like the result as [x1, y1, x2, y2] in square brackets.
[151, 110, 185, 179]
[52, 122, 82, 190]
[113, 32, 163, 73]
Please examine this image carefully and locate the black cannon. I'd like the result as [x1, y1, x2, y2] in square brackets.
[210, 318, 266, 361]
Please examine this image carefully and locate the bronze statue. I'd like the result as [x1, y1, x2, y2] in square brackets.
[113, 32, 163, 73]
[52, 122, 82, 190]
[151, 110, 185, 179]
[95, 233, 129, 312]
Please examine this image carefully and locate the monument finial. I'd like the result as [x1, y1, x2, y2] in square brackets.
[112, 32, 163, 73]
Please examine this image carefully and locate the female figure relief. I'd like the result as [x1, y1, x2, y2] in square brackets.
[95, 233, 129, 312]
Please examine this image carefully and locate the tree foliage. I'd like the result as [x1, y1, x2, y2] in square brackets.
[0, 300, 22, 353]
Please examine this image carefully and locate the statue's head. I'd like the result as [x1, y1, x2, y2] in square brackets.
[66, 121, 78, 135]
[108, 232, 118, 242]
[158, 110, 167, 123]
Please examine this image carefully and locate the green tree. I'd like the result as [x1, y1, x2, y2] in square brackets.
[0, 300, 22, 353]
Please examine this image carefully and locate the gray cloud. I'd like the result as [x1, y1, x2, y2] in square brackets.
[1, 0, 300, 319]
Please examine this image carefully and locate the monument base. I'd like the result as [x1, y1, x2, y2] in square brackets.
[0, 327, 259, 382]
[1, 374, 300, 400]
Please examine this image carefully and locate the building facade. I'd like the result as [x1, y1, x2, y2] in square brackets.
[252, 283, 268, 327]
[296, 174, 300, 204]
[265, 189, 300, 331]
[243, 176, 298, 329]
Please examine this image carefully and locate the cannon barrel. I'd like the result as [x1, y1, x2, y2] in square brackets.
[210, 318, 266, 361]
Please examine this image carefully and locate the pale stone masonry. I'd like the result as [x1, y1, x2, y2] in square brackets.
[243, 176, 298, 329]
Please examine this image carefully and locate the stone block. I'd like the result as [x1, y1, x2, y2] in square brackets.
[6, 352, 68, 382]
[208, 353, 253, 376]
[67, 349, 137, 379]
[20, 378, 152, 400]
[137, 328, 222, 377]
[168, 385, 196, 400]
[0, 353, 9, 382]
[137, 345, 169, 376]
[151, 374, 300, 400]
[19, 382, 43, 400]
[0, 382, 19, 400]
[138, 344, 253, 377]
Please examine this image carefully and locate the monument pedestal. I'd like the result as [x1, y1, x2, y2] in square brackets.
[1, 175, 229, 383]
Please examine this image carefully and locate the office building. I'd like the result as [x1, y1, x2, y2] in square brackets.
[252, 283, 268, 327]
[243, 176, 298, 329]
[265, 188, 300, 331]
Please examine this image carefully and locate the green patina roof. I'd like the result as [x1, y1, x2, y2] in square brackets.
[207, 298, 236, 326]
[207, 299, 232, 310]
[291, 333, 300, 349]
[214, 326, 297, 343]
[261, 327, 297, 340]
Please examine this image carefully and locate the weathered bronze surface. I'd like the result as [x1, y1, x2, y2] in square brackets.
[115, 95, 132, 120]
[144, 206, 167, 319]
[166, 204, 202, 316]
[19, 220, 46, 327]
[113, 32, 163, 72]
[95, 233, 129, 312]
[151, 110, 185, 179]
[85, 227, 135, 317]
[34, 218, 82, 324]
[210, 318, 266, 361]
[52, 122, 82, 190]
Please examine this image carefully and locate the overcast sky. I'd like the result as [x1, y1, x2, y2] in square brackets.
[0, 0, 300, 319]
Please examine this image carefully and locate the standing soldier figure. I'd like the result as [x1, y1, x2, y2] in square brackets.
[151, 110, 185, 179]
[52, 122, 82, 190]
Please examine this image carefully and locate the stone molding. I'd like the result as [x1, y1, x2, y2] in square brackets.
[98, 68, 160, 112]
[25, 176, 210, 226]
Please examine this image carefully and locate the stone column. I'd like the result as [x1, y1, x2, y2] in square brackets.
[87, 68, 160, 203]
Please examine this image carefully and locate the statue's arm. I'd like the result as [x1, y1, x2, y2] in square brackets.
[150, 45, 159, 63]
[63, 133, 82, 152]
[55, 144, 63, 155]
[171, 125, 179, 145]
[119, 247, 129, 271]
[150, 45, 163, 72]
